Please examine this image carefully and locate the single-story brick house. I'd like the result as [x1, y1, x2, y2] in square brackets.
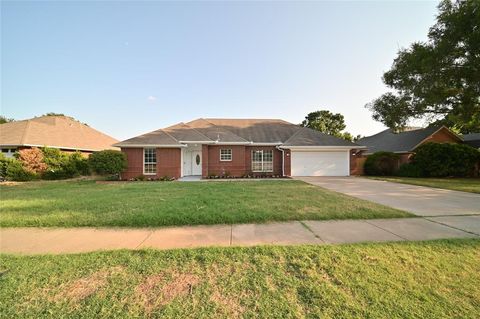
[115, 118, 365, 179]
[0, 115, 118, 158]
[357, 125, 463, 164]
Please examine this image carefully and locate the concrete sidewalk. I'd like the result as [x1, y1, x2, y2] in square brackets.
[1, 216, 478, 254]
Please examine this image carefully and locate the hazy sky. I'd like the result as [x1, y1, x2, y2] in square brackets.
[1, 1, 439, 140]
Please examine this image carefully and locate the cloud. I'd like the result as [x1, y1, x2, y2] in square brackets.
[147, 96, 157, 102]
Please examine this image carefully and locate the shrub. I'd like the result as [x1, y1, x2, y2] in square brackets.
[364, 152, 400, 176]
[40, 148, 90, 180]
[5, 159, 37, 181]
[41, 147, 68, 171]
[16, 148, 48, 173]
[396, 162, 423, 177]
[413, 142, 480, 177]
[69, 152, 90, 176]
[0, 153, 11, 178]
[89, 150, 127, 175]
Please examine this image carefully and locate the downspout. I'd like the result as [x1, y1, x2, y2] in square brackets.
[276, 146, 285, 177]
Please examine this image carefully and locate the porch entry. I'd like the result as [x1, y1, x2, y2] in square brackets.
[183, 148, 202, 176]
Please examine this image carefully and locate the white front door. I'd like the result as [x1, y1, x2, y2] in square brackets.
[191, 151, 202, 175]
[183, 149, 202, 176]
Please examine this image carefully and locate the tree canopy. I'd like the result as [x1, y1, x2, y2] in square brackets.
[366, 0, 480, 134]
[300, 110, 360, 141]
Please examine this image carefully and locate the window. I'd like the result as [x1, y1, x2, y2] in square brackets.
[1, 148, 16, 158]
[252, 150, 273, 172]
[220, 149, 232, 161]
[144, 148, 157, 174]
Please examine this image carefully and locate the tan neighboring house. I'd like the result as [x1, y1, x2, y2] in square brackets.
[0, 115, 118, 158]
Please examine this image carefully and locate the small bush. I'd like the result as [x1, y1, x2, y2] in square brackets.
[5, 159, 37, 181]
[396, 162, 423, 177]
[69, 152, 90, 176]
[89, 150, 127, 175]
[40, 148, 90, 180]
[41, 147, 68, 171]
[0, 153, 11, 178]
[413, 142, 480, 177]
[364, 152, 400, 176]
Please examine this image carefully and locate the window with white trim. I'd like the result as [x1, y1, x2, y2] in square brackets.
[220, 149, 232, 161]
[144, 148, 157, 174]
[252, 150, 273, 172]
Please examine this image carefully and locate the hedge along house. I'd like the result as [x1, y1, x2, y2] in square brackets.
[115, 118, 365, 180]
[0, 115, 119, 158]
[357, 126, 463, 165]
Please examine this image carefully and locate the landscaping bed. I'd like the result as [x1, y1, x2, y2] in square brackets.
[1, 239, 478, 318]
[0, 180, 411, 228]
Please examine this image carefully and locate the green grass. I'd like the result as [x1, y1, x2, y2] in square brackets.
[1, 239, 479, 318]
[0, 180, 411, 228]
[368, 176, 480, 193]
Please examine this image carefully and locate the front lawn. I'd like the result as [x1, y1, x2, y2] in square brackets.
[0, 180, 411, 228]
[368, 177, 480, 194]
[1, 239, 479, 318]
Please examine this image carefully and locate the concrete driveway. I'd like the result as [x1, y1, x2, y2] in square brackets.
[296, 177, 480, 217]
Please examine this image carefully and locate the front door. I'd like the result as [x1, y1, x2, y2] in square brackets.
[183, 149, 202, 176]
[191, 151, 202, 175]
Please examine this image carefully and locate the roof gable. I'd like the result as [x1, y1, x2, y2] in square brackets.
[357, 126, 461, 153]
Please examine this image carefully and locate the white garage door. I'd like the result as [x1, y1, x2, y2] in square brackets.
[291, 151, 349, 176]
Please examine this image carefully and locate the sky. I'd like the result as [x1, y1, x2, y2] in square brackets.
[1, 1, 439, 141]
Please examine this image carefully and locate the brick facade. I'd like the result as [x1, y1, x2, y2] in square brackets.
[121, 146, 289, 179]
[121, 147, 181, 180]
[417, 127, 459, 147]
[201, 145, 285, 177]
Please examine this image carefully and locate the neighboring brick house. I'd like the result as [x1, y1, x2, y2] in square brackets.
[357, 126, 463, 165]
[115, 118, 365, 179]
[0, 115, 118, 158]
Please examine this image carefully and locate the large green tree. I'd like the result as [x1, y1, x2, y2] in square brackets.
[301, 110, 346, 136]
[301, 110, 359, 141]
[366, 0, 480, 134]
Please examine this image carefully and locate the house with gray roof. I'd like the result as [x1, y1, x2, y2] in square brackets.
[115, 118, 364, 179]
[357, 125, 463, 163]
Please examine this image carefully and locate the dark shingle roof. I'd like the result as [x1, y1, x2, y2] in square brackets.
[117, 129, 181, 146]
[283, 127, 357, 147]
[116, 118, 361, 147]
[185, 119, 249, 143]
[163, 123, 211, 142]
[357, 126, 449, 153]
[198, 119, 301, 143]
[462, 133, 480, 148]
